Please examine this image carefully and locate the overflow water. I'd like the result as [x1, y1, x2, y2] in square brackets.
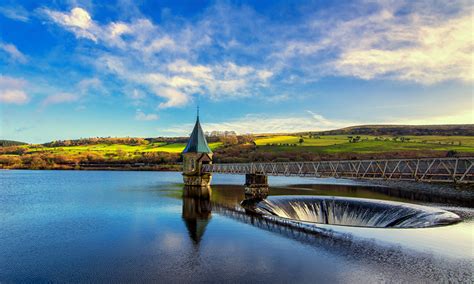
[250, 196, 461, 228]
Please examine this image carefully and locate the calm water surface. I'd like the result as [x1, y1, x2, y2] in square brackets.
[0, 170, 472, 282]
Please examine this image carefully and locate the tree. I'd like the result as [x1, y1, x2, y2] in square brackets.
[299, 138, 304, 145]
[220, 135, 238, 146]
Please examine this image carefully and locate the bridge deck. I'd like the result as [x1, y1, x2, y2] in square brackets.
[202, 157, 474, 183]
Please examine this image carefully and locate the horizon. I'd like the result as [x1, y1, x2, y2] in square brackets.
[3, 122, 474, 145]
[1, 0, 473, 143]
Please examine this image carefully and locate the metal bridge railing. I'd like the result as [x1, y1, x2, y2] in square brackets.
[201, 157, 474, 183]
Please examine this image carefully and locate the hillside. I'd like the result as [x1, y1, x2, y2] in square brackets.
[0, 140, 28, 147]
[303, 124, 474, 136]
[1, 131, 473, 170]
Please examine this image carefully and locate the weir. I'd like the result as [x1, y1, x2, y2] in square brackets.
[247, 196, 461, 228]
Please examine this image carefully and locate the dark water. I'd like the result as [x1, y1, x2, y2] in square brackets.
[0, 170, 472, 282]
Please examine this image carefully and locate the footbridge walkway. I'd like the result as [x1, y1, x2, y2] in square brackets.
[202, 157, 474, 184]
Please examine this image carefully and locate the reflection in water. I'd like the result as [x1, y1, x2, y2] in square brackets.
[210, 202, 472, 282]
[182, 187, 212, 244]
[1, 171, 472, 282]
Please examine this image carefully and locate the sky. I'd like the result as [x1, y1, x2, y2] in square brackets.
[0, 0, 472, 143]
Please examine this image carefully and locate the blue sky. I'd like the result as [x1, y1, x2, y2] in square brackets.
[0, 0, 472, 143]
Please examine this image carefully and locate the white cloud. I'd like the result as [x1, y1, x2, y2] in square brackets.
[164, 112, 361, 135]
[0, 6, 29, 22]
[143, 36, 176, 54]
[41, 2, 473, 114]
[108, 22, 131, 37]
[165, 108, 473, 136]
[135, 109, 159, 121]
[44, 6, 275, 108]
[257, 70, 273, 81]
[0, 76, 29, 104]
[0, 90, 29, 104]
[167, 60, 212, 79]
[274, 3, 474, 84]
[41, 92, 79, 106]
[392, 110, 474, 125]
[76, 77, 106, 95]
[0, 42, 27, 63]
[331, 13, 474, 84]
[43, 7, 97, 41]
[155, 87, 189, 108]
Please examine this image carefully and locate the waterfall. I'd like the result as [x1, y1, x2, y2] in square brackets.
[251, 196, 461, 228]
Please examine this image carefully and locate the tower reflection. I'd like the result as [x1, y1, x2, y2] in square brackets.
[182, 186, 212, 244]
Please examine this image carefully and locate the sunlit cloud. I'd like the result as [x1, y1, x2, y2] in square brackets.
[0, 76, 29, 104]
[42, 6, 275, 108]
[272, 2, 473, 84]
[165, 108, 473, 136]
[135, 109, 159, 121]
[164, 112, 363, 135]
[393, 110, 474, 125]
[331, 12, 474, 84]
[42, 7, 97, 41]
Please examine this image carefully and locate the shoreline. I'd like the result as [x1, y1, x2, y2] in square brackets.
[359, 179, 473, 207]
[0, 165, 181, 171]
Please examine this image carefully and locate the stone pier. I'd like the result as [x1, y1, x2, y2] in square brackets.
[183, 173, 212, 188]
[244, 173, 269, 200]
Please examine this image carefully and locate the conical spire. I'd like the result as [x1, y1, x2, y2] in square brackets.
[182, 111, 212, 154]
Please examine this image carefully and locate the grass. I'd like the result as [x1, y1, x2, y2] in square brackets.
[18, 135, 474, 156]
[23, 142, 223, 156]
[254, 135, 474, 154]
[4, 135, 473, 165]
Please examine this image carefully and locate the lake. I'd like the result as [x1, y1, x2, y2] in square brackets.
[0, 170, 472, 282]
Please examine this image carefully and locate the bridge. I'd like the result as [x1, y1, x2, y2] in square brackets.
[181, 113, 474, 194]
[202, 157, 474, 184]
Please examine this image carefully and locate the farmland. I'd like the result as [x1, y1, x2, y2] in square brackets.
[1, 132, 473, 170]
[25, 142, 222, 156]
[253, 135, 474, 153]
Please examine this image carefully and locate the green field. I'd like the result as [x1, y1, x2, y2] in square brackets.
[254, 135, 474, 154]
[12, 135, 474, 156]
[21, 142, 223, 156]
[1, 134, 473, 170]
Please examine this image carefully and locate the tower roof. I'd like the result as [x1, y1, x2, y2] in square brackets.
[182, 116, 212, 154]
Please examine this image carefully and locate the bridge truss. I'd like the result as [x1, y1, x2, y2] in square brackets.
[202, 157, 474, 183]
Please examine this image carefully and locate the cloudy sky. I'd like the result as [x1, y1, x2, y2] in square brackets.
[0, 0, 472, 143]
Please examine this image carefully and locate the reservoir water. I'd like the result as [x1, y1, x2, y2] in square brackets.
[0, 170, 472, 282]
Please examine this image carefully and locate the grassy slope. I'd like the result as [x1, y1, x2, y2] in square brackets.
[21, 142, 222, 156]
[254, 135, 474, 154]
[3, 135, 474, 163]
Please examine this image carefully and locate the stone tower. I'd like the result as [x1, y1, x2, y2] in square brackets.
[182, 113, 213, 188]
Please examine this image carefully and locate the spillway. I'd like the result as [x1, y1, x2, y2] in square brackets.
[247, 196, 461, 228]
